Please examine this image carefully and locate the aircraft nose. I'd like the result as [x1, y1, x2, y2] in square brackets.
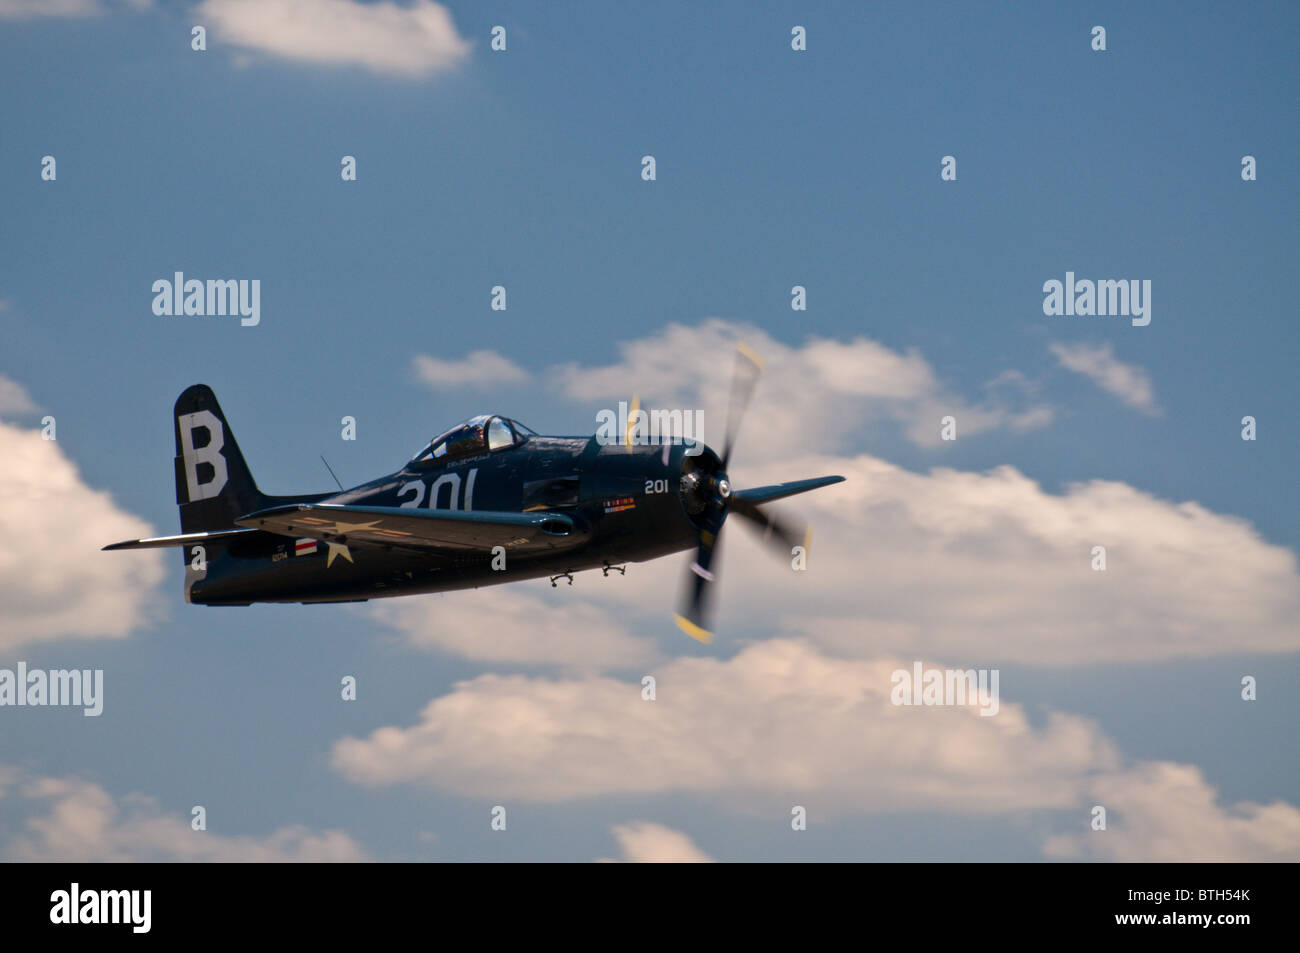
[677, 443, 729, 527]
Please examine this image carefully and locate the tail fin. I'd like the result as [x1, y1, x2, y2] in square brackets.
[174, 384, 270, 532]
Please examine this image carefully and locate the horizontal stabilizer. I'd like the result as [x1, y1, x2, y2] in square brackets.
[102, 528, 261, 551]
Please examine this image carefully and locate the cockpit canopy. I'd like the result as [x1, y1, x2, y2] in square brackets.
[410, 415, 536, 465]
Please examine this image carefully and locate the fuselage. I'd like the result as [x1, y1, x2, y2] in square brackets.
[189, 436, 712, 606]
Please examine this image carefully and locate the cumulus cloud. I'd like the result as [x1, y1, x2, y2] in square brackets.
[2, 767, 368, 861]
[1043, 762, 1300, 862]
[197, 0, 470, 79]
[0, 375, 37, 417]
[371, 589, 659, 672]
[333, 638, 1300, 861]
[413, 350, 530, 390]
[0, 417, 167, 654]
[1050, 341, 1160, 415]
[738, 453, 1300, 665]
[599, 822, 714, 863]
[332, 639, 1120, 810]
[551, 319, 1052, 453]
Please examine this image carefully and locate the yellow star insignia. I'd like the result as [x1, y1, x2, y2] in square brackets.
[320, 520, 378, 567]
[328, 520, 380, 536]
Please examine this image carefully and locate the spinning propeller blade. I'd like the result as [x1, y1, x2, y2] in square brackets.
[672, 343, 839, 643]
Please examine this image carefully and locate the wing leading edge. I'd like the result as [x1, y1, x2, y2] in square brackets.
[732, 475, 844, 506]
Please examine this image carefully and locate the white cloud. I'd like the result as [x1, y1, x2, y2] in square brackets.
[2, 768, 368, 861]
[551, 319, 1052, 454]
[735, 453, 1300, 665]
[0, 418, 166, 654]
[332, 638, 1300, 861]
[413, 350, 530, 390]
[1050, 341, 1160, 415]
[0, 0, 99, 17]
[197, 0, 470, 79]
[1043, 762, 1300, 862]
[599, 822, 714, 863]
[371, 588, 659, 672]
[0, 375, 37, 417]
[333, 639, 1121, 810]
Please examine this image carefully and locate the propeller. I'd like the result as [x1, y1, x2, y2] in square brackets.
[625, 393, 640, 449]
[673, 343, 814, 644]
[720, 342, 763, 469]
[729, 496, 809, 556]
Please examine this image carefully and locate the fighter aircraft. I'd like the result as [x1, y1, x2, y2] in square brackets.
[104, 345, 844, 642]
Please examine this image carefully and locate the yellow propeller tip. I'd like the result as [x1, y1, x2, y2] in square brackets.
[674, 614, 713, 644]
[625, 394, 640, 447]
[736, 340, 765, 370]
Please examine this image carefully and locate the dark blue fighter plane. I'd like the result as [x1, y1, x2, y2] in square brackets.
[105, 346, 844, 642]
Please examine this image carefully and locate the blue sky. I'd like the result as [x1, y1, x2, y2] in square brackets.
[1, 0, 1297, 862]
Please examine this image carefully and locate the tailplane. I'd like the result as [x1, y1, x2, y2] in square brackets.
[104, 385, 334, 607]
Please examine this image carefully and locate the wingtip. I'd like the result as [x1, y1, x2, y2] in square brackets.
[674, 614, 713, 644]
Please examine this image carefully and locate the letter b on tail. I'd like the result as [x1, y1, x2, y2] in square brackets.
[173, 384, 266, 532]
[178, 410, 228, 501]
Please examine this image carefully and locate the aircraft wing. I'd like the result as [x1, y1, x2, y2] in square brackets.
[234, 503, 586, 554]
[732, 475, 844, 506]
